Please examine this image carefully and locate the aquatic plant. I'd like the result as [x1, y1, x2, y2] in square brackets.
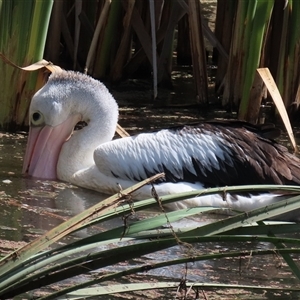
[0, 0, 53, 130]
[1, 178, 300, 299]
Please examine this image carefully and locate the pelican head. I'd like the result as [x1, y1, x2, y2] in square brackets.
[23, 70, 118, 180]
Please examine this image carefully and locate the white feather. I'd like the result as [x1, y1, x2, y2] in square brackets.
[23, 71, 300, 221]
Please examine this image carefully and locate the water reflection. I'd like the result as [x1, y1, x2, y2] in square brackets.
[1, 179, 114, 242]
[0, 134, 111, 243]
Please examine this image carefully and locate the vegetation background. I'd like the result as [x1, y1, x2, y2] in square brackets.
[1, 0, 300, 131]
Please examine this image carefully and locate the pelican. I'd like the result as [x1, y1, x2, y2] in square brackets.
[23, 70, 300, 218]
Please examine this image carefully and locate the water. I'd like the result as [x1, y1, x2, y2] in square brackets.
[1, 131, 300, 299]
[0, 133, 113, 244]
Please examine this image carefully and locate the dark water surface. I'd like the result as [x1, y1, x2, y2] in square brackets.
[1, 127, 300, 300]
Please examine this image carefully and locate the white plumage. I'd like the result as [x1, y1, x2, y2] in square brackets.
[23, 70, 300, 219]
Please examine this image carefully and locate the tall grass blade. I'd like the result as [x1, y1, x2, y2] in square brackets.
[0, 0, 53, 130]
[93, 0, 122, 78]
[149, 0, 157, 99]
[238, 0, 274, 120]
[41, 243, 300, 300]
[0, 174, 164, 274]
[257, 221, 300, 280]
[1, 184, 300, 298]
[58, 282, 300, 299]
[257, 67, 297, 152]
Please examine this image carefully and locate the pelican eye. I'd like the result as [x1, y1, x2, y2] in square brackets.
[31, 111, 44, 126]
[74, 120, 88, 130]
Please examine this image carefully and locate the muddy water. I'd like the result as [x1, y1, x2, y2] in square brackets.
[1, 126, 300, 299]
[0, 133, 109, 245]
